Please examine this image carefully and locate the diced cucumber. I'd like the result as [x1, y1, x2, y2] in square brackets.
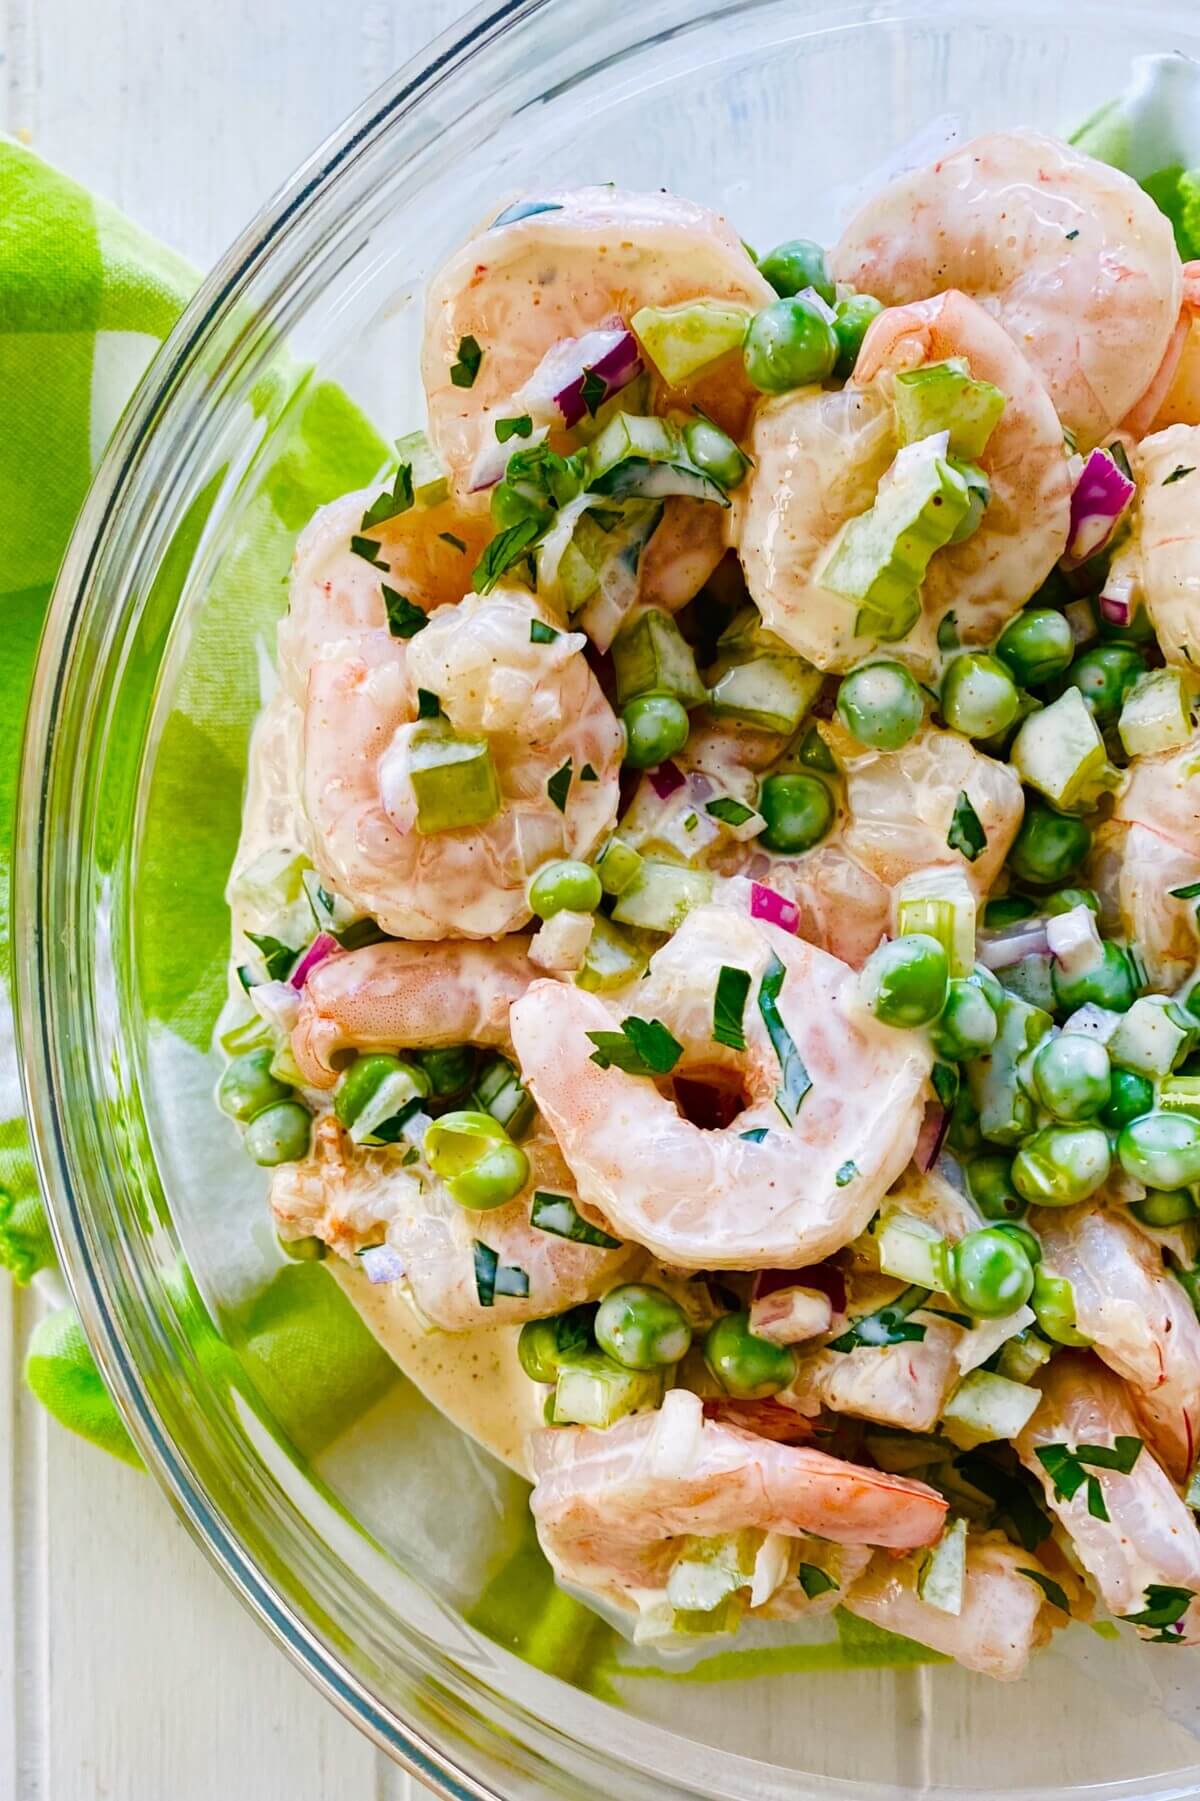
[666, 1530, 761, 1613]
[612, 861, 713, 933]
[348, 1066, 427, 1145]
[875, 1211, 951, 1291]
[1010, 687, 1115, 811]
[1159, 1075, 1200, 1118]
[816, 437, 970, 620]
[968, 989, 1053, 1145]
[232, 846, 312, 914]
[618, 779, 720, 865]
[588, 412, 680, 483]
[892, 358, 1006, 460]
[552, 1353, 664, 1426]
[996, 953, 1056, 1013]
[574, 500, 664, 650]
[1108, 996, 1193, 1078]
[409, 721, 501, 834]
[941, 1369, 1040, 1449]
[612, 608, 707, 708]
[1118, 668, 1194, 758]
[1062, 1003, 1123, 1045]
[894, 866, 977, 978]
[707, 656, 822, 735]
[219, 1012, 276, 1056]
[269, 1039, 306, 1091]
[994, 1328, 1054, 1385]
[916, 1515, 968, 1614]
[576, 914, 648, 992]
[394, 429, 450, 508]
[475, 1054, 536, 1139]
[1044, 904, 1104, 985]
[595, 835, 645, 897]
[302, 868, 367, 936]
[632, 300, 754, 386]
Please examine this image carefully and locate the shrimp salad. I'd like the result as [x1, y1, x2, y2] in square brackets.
[217, 116, 1200, 1681]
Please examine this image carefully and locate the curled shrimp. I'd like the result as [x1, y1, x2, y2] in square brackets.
[1129, 424, 1200, 666]
[841, 1536, 1061, 1682]
[1093, 729, 1200, 989]
[299, 586, 621, 939]
[528, 1387, 948, 1621]
[421, 187, 772, 505]
[751, 845, 892, 972]
[1034, 1204, 1200, 1483]
[510, 901, 931, 1270]
[1017, 1352, 1200, 1642]
[636, 498, 727, 614]
[832, 130, 1182, 449]
[1124, 263, 1200, 437]
[787, 1314, 963, 1435]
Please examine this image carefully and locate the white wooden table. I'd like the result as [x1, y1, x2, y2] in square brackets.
[0, 1, 469, 1793]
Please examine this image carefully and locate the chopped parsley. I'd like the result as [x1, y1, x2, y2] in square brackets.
[495, 413, 534, 443]
[932, 1061, 960, 1109]
[706, 796, 755, 828]
[827, 1285, 928, 1354]
[1108, 440, 1133, 481]
[350, 534, 389, 569]
[1164, 465, 1196, 485]
[472, 1241, 529, 1306]
[472, 517, 541, 595]
[360, 460, 414, 532]
[580, 762, 598, 782]
[1169, 880, 1200, 900]
[835, 1160, 858, 1188]
[450, 333, 483, 389]
[954, 1451, 1050, 1552]
[580, 368, 607, 417]
[683, 812, 698, 832]
[797, 1564, 839, 1600]
[947, 790, 987, 863]
[1035, 1437, 1142, 1522]
[936, 610, 959, 651]
[416, 688, 442, 719]
[1018, 1568, 1070, 1613]
[382, 585, 427, 639]
[1065, 228, 1080, 241]
[547, 759, 572, 813]
[245, 931, 300, 982]
[739, 1127, 769, 1144]
[236, 964, 254, 992]
[438, 531, 467, 552]
[530, 619, 560, 644]
[530, 1191, 621, 1248]
[1124, 1584, 1194, 1640]
[586, 1016, 684, 1077]
[712, 965, 752, 1051]
[757, 952, 812, 1125]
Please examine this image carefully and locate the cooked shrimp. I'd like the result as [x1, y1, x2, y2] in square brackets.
[1090, 818, 1200, 994]
[292, 937, 538, 1087]
[1130, 423, 1200, 665]
[1034, 1204, 1200, 1483]
[787, 1316, 963, 1435]
[751, 844, 892, 971]
[637, 499, 727, 614]
[422, 188, 773, 504]
[299, 588, 621, 939]
[528, 1387, 948, 1618]
[271, 1115, 628, 1331]
[1127, 263, 1200, 436]
[841, 1536, 1060, 1681]
[1017, 1353, 1200, 1642]
[1116, 728, 1200, 856]
[832, 131, 1182, 448]
[826, 720, 1025, 897]
[510, 902, 931, 1269]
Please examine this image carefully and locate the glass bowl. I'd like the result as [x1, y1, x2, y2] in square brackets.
[18, 2, 1200, 1796]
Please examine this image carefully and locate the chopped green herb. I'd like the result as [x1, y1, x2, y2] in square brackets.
[1018, 1568, 1070, 1613]
[438, 531, 467, 552]
[416, 688, 442, 720]
[360, 461, 414, 532]
[530, 1190, 621, 1248]
[948, 790, 987, 863]
[797, 725, 836, 774]
[236, 964, 254, 992]
[1035, 1438, 1142, 1523]
[586, 1016, 684, 1077]
[490, 199, 565, 228]
[740, 1128, 769, 1144]
[757, 952, 812, 1125]
[450, 334, 483, 389]
[954, 1452, 1051, 1552]
[683, 812, 698, 833]
[835, 1160, 858, 1187]
[1164, 465, 1196, 485]
[1124, 1584, 1194, 1636]
[1074, 1437, 1144, 1473]
[1108, 441, 1133, 481]
[797, 1563, 839, 1600]
[472, 1239, 528, 1306]
[1170, 880, 1200, 900]
[580, 368, 607, 417]
[502, 442, 588, 513]
[706, 796, 755, 828]
[547, 759, 572, 813]
[927, 1306, 972, 1328]
[472, 517, 541, 595]
[382, 585, 427, 639]
[827, 1285, 928, 1353]
[580, 763, 598, 782]
[350, 534, 389, 569]
[932, 1061, 960, 1110]
[1065, 228, 1080, 241]
[496, 413, 534, 443]
[245, 932, 300, 981]
[937, 611, 959, 651]
[401, 1146, 420, 1167]
[530, 619, 560, 644]
[713, 965, 752, 1051]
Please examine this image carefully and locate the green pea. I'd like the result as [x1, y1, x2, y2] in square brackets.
[684, 419, 750, 491]
[1030, 1034, 1111, 1121]
[1130, 1188, 1199, 1228]
[757, 238, 836, 305]
[1101, 1066, 1155, 1132]
[1051, 938, 1136, 1014]
[941, 653, 1020, 740]
[425, 1109, 530, 1209]
[759, 772, 834, 854]
[930, 978, 999, 1061]
[744, 296, 839, 393]
[951, 1227, 1036, 1319]
[861, 933, 949, 1029]
[971, 962, 1006, 1009]
[417, 1044, 476, 1098]
[277, 1233, 326, 1262]
[528, 858, 603, 918]
[966, 1153, 1026, 1221]
[518, 1305, 595, 1383]
[994, 608, 1075, 689]
[703, 1311, 797, 1398]
[334, 1053, 430, 1134]
[1031, 1267, 1090, 1346]
[1041, 887, 1100, 918]
[836, 660, 924, 751]
[218, 1047, 291, 1123]
[622, 693, 690, 769]
[1012, 1125, 1111, 1206]
[994, 1222, 1042, 1266]
[244, 1100, 312, 1167]
[984, 895, 1038, 928]
[832, 293, 884, 379]
[1119, 1112, 1200, 1191]
[1063, 644, 1145, 725]
[595, 1284, 692, 1370]
[1008, 802, 1091, 887]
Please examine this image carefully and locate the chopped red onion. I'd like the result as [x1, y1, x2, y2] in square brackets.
[753, 1263, 847, 1315]
[915, 1100, 950, 1172]
[517, 322, 642, 430]
[977, 921, 1050, 971]
[291, 932, 339, 990]
[1064, 447, 1135, 566]
[687, 770, 715, 803]
[647, 759, 686, 799]
[1099, 567, 1136, 625]
[360, 1244, 405, 1285]
[750, 881, 800, 935]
